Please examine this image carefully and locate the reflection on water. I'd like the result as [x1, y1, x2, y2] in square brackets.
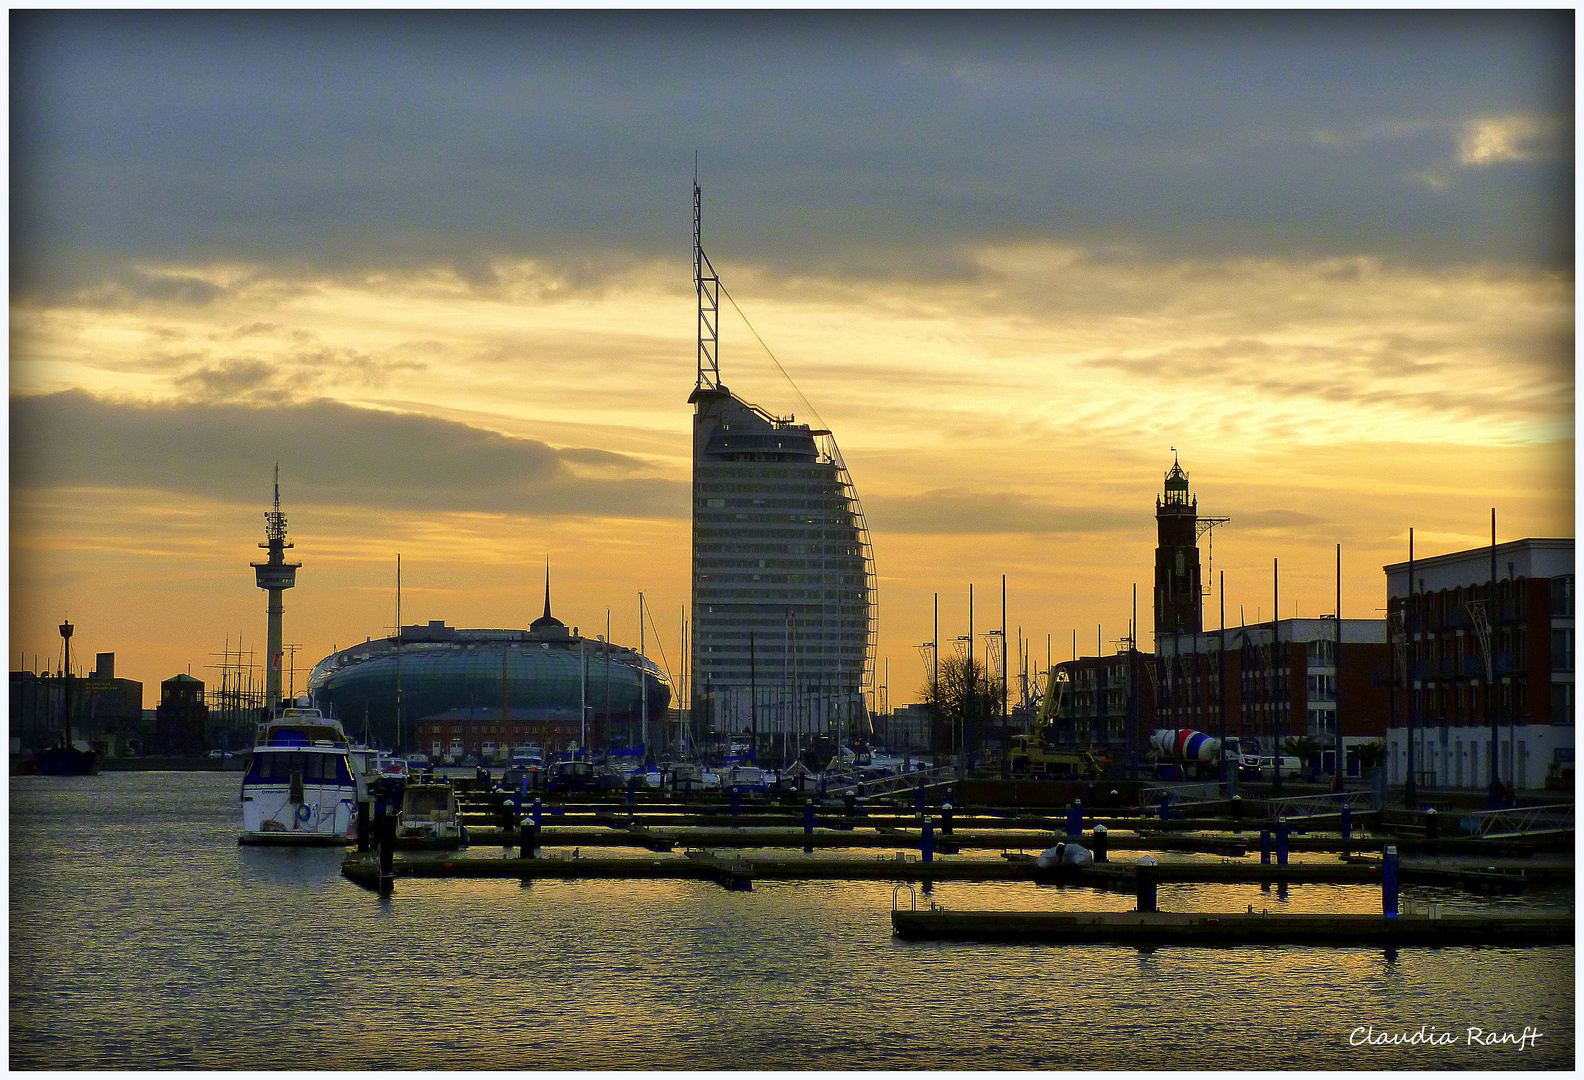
[10, 772, 1574, 1070]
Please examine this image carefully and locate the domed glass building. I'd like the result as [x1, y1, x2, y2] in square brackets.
[306, 597, 671, 760]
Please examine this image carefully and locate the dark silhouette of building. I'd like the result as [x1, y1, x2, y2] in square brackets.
[153, 673, 209, 755]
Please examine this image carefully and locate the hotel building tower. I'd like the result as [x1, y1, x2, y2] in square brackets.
[688, 183, 875, 750]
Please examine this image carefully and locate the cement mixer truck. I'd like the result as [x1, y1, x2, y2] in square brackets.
[1148, 728, 1229, 780]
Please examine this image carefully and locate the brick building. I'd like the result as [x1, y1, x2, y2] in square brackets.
[1156, 619, 1391, 777]
[1385, 536, 1573, 792]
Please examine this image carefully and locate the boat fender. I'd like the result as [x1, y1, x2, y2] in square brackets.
[296, 802, 313, 823]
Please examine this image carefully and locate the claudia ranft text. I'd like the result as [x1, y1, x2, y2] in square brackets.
[1348, 1026, 1544, 1051]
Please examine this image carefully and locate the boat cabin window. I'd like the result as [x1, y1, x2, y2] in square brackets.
[245, 752, 353, 785]
[404, 788, 452, 815]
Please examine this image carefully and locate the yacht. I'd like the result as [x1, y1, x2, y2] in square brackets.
[238, 707, 362, 845]
[395, 779, 467, 850]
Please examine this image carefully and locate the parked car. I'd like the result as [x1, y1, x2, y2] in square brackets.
[1255, 755, 1302, 779]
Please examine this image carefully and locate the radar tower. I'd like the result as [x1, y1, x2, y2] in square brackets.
[250, 465, 301, 714]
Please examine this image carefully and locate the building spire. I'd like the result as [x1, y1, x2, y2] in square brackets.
[543, 555, 553, 621]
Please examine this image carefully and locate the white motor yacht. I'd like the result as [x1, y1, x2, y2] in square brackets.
[239, 707, 362, 845]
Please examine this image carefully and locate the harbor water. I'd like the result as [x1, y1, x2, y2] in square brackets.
[10, 771, 1574, 1070]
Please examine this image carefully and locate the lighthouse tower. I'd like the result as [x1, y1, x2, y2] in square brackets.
[250, 466, 300, 713]
[1153, 454, 1203, 643]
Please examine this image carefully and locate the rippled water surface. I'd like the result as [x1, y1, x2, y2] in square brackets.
[10, 772, 1574, 1070]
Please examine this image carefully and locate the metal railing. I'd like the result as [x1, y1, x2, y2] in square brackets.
[1138, 782, 1223, 813]
[823, 765, 957, 799]
[1464, 803, 1574, 837]
[1264, 790, 1376, 820]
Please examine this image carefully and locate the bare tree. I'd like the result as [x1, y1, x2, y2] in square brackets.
[918, 654, 1005, 761]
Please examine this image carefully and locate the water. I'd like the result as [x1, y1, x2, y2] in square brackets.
[10, 772, 1574, 1070]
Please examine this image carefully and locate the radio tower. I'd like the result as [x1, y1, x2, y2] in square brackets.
[251, 465, 300, 714]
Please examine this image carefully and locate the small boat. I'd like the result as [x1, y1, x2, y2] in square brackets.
[395, 779, 467, 850]
[32, 742, 98, 776]
[720, 763, 771, 794]
[546, 759, 594, 793]
[239, 707, 361, 846]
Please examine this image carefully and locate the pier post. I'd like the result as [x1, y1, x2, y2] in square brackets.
[1092, 823, 1108, 862]
[1425, 807, 1438, 840]
[1260, 829, 1272, 865]
[844, 792, 858, 821]
[803, 799, 815, 854]
[1382, 843, 1400, 918]
[377, 807, 396, 886]
[921, 817, 935, 863]
[914, 779, 926, 817]
[1230, 794, 1242, 833]
[1340, 804, 1352, 840]
[532, 798, 542, 827]
[730, 789, 742, 820]
[1136, 858, 1158, 913]
[1275, 820, 1289, 866]
[1067, 799, 1083, 837]
[521, 816, 540, 859]
[1158, 792, 1170, 820]
[941, 802, 954, 835]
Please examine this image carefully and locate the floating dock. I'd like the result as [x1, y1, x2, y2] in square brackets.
[889, 908, 1574, 947]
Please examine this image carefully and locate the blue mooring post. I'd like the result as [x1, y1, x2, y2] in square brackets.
[1092, 823, 1108, 862]
[941, 802, 954, 835]
[1136, 858, 1158, 913]
[532, 798, 542, 827]
[1275, 820, 1289, 866]
[1260, 829, 1272, 865]
[921, 817, 935, 863]
[731, 789, 741, 819]
[1425, 807, 1438, 840]
[803, 799, 815, 854]
[914, 780, 926, 816]
[1382, 843, 1400, 918]
[1067, 799, 1083, 837]
[1158, 792, 1170, 820]
[1340, 804, 1352, 840]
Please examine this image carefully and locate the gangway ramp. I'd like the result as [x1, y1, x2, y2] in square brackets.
[822, 765, 957, 800]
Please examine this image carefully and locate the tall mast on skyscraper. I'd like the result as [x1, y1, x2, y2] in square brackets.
[691, 172, 722, 399]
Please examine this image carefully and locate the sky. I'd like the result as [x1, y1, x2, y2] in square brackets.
[10, 10, 1574, 713]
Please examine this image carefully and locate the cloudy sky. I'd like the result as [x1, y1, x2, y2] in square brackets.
[11, 10, 1573, 712]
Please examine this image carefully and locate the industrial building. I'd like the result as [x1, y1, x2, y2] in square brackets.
[1384, 535, 1573, 793]
[687, 181, 875, 754]
[10, 650, 143, 759]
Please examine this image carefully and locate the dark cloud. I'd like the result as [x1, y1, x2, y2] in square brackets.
[869, 489, 1139, 535]
[11, 10, 1570, 298]
[9, 390, 687, 520]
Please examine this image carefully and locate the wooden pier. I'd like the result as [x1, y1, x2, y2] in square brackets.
[889, 907, 1574, 946]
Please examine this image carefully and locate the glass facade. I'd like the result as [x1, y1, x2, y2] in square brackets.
[690, 388, 875, 739]
[306, 620, 670, 753]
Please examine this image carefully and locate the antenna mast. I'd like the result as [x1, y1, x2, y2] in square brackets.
[694, 173, 721, 394]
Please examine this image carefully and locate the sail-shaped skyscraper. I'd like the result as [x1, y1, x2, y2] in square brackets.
[688, 183, 875, 752]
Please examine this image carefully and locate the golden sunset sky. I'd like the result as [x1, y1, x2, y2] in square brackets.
[10, 11, 1573, 711]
